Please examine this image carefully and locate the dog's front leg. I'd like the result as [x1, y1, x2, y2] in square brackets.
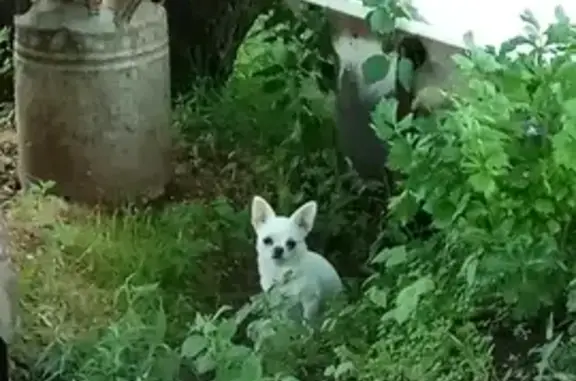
[302, 297, 320, 323]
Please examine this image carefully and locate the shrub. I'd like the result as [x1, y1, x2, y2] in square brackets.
[371, 6, 576, 320]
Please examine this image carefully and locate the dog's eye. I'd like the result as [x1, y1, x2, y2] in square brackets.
[263, 237, 273, 246]
[286, 239, 296, 250]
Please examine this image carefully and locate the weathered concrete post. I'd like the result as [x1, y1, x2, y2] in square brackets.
[14, 0, 172, 205]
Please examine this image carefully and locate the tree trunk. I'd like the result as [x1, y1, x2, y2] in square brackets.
[0, 0, 270, 101]
[0, 0, 15, 102]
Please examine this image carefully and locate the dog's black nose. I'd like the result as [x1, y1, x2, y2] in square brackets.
[272, 246, 284, 259]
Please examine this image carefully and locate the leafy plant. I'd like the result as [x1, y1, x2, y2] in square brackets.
[372, 6, 576, 319]
[32, 281, 180, 381]
[360, 1, 576, 379]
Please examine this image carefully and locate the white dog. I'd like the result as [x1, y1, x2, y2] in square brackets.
[250, 195, 343, 323]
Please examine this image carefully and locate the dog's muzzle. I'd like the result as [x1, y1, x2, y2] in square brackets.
[272, 246, 284, 260]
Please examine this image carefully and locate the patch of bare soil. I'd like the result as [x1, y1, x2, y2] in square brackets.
[159, 139, 257, 206]
[0, 120, 255, 212]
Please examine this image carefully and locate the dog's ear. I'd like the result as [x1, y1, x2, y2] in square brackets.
[251, 196, 276, 230]
[289, 200, 317, 235]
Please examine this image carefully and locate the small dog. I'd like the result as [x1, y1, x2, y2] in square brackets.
[250, 195, 343, 323]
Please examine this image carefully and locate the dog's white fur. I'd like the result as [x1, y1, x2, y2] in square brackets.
[250, 195, 343, 322]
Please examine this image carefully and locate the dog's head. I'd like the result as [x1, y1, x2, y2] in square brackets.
[250, 195, 317, 263]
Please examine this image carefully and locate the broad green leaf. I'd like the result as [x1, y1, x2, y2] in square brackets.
[460, 255, 479, 287]
[367, 286, 388, 307]
[520, 9, 540, 30]
[368, 8, 395, 34]
[217, 319, 237, 341]
[372, 97, 398, 131]
[397, 57, 414, 91]
[239, 354, 263, 380]
[452, 192, 471, 222]
[562, 98, 576, 119]
[534, 199, 554, 215]
[181, 335, 208, 358]
[556, 64, 576, 99]
[393, 276, 435, 324]
[567, 288, 576, 313]
[388, 139, 413, 170]
[523, 24, 540, 41]
[371, 245, 407, 267]
[545, 22, 572, 45]
[470, 47, 502, 73]
[499, 35, 533, 55]
[431, 198, 456, 229]
[324, 365, 336, 377]
[217, 363, 243, 381]
[406, 277, 435, 296]
[388, 190, 419, 224]
[468, 172, 496, 198]
[195, 352, 216, 374]
[334, 361, 355, 379]
[466, 258, 478, 287]
[194, 313, 208, 328]
[552, 129, 576, 171]
[362, 54, 390, 85]
[555, 5, 570, 23]
[396, 112, 414, 132]
[226, 344, 252, 361]
[234, 303, 254, 326]
[452, 54, 475, 71]
[547, 220, 561, 234]
[390, 301, 414, 324]
[372, 119, 395, 141]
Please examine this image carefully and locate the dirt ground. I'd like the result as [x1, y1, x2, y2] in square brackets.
[0, 111, 253, 209]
